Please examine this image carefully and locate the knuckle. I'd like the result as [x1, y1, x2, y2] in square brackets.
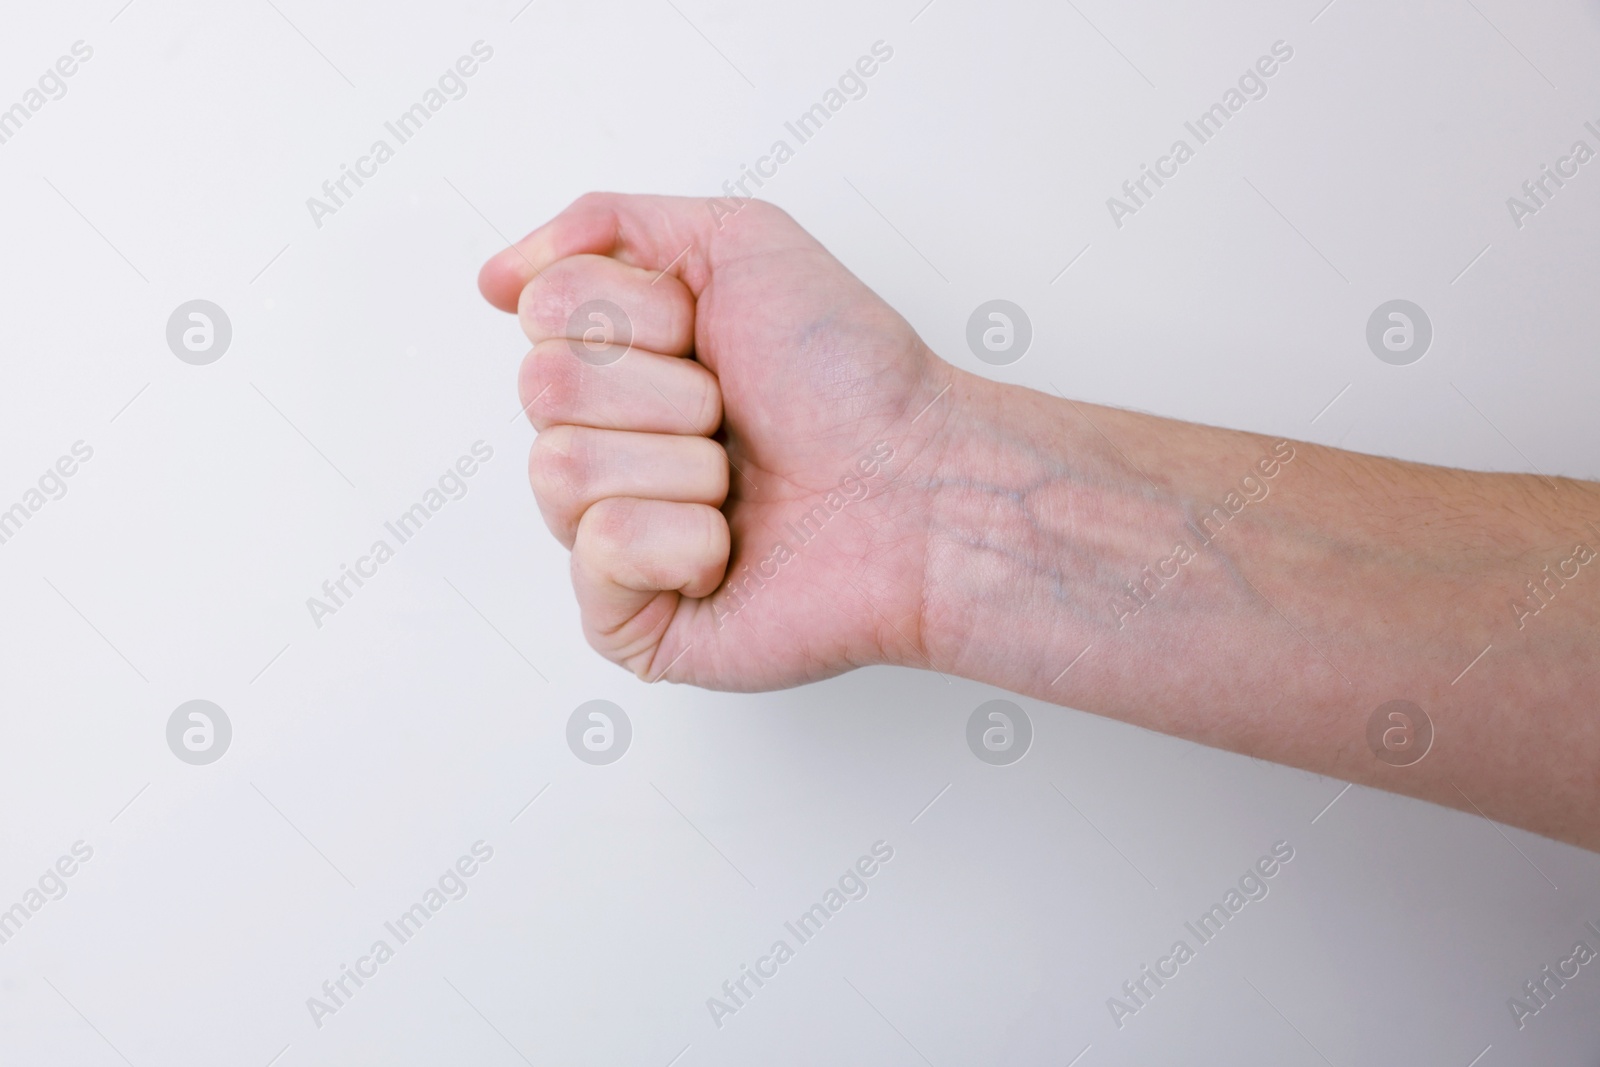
[521, 343, 582, 425]
[518, 268, 581, 338]
[581, 497, 640, 556]
[713, 197, 793, 247]
[738, 198, 790, 230]
[559, 192, 614, 233]
[527, 424, 587, 504]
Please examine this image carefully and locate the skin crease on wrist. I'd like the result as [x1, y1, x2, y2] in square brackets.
[479, 192, 1600, 854]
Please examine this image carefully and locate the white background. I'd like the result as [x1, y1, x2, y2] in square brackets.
[2, 0, 1599, 1064]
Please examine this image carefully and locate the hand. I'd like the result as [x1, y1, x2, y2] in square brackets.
[479, 194, 1600, 851]
[479, 193, 964, 689]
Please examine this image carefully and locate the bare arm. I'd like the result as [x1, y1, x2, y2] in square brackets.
[478, 192, 1600, 853]
[921, 372, 1600, 850]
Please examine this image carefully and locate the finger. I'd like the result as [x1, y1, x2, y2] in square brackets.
[516, 253, 695, 356]
[571, 498, 728, 673]
[479, 191, 753, 311]
[519, 340, 721, 436]
[528, 425, 728, 548]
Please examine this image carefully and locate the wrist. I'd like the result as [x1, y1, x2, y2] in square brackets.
[911, 369, 1128, 688]
[909, 372, 1248, 700]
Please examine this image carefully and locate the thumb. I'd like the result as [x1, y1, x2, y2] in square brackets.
[478, 191, 735, 313]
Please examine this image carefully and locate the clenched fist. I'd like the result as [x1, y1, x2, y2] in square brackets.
[478, 193, 1600, 852]
[478, 193, 963, 690]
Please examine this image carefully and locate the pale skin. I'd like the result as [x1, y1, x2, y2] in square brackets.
[479, 193, 1600, 852]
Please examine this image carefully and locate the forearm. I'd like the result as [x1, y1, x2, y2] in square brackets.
[920, 369, 1600, 850]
